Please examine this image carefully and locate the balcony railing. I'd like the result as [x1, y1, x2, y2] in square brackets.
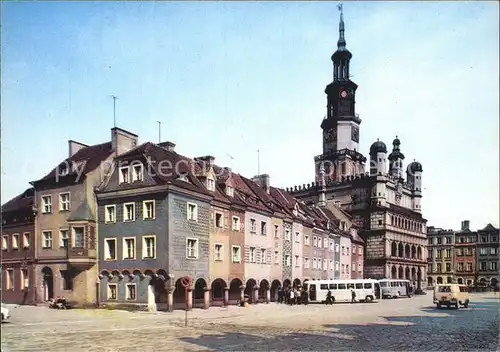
[68, 247, 97, 259]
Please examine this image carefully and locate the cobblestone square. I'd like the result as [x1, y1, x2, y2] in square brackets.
[2, 293, 499, 351]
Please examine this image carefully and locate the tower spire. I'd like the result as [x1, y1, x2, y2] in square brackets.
[337, 3, 346, 50]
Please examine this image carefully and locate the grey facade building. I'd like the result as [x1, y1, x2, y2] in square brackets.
[476, 224, 499, 287]
[96, 141, 211, 311]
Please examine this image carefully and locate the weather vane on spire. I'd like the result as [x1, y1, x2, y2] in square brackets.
[337, 3, 343, 14]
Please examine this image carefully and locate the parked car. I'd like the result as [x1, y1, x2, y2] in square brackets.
[1, 303, 10, 322]
[433, 284, 470, 309]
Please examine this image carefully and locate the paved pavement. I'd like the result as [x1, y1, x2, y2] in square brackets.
[2, 292, 499, 351]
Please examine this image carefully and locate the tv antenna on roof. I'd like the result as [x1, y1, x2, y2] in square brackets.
[156, 121, 162, 143]
[110, 95, 118, 127]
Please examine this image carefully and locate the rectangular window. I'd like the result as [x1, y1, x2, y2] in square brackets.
[2, 235, 8, 250]
[274, 250, 279, 264]
[232, 216, 240, 231]
[249, 247, 256, 263]
[284, 254, 291, 267]
[143, 200, 155, 220]
[207, 178, 215, 191]
[119, 166, 130, 184]
[59, 229, 69, 248]
[260, 221, 267, 235]
[12, 234, 19, 249]
[313, 236, 317, 247]
[330, 260, 334, 270]
[335, 244, 340, 253]
[123, 202, 136, 222]
[123, 237, 136, 259]
[295, 255, 300, 267]
[261, 248, 267, 263]
[42, 231, 53, 248]
[358, 263, 362, 271]
[226, 185, 234, 197]
[73, 227, 85, 248]
[214, 243, 223, 261]
[304, 257, 310, 269]
[232, 246, 241, 263]
[313, 257, 317, 269]
[492, 262, 498, 270]
[23, 232, 30, 248]
[352, 246, 356, 254]
[323, 238, 328, 248]
[126, 283, 137, 300]
[341, 246, 345, 255]
[59, 192, 70, 211]
[358, 246, 362, 255]
[107, 284, 118, 300]
[250, 219, 256, 233]
[352, 262, 356, 271]
[274, 225, 279, 238]
[335, 261, 340, 271]
[132, 164, 143, 182]
[215, 213, 223, 228]
[285, 229, 291, 241]
[42, 195, 52, 213]
[187, 203, 198, 221]
[330, 241, 334, 251]
[305, 235, 310, 245]
[7, 269, 14, 290]
[295, 232, 300, 243]
[186, 238, 199, 259]
[105, 205, 116, 223]
[104, 238, 116, 260]
[143, 236, 156, 259]
[341, 264, 345, 273]
[21, 268, 29, 289]
[323, 259, 328, 270]
[466, 263, 472, 271]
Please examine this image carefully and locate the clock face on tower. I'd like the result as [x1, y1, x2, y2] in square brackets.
[324, 128, 337, 142]
[340, 90, 348, 98]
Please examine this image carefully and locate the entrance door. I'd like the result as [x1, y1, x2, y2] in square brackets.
[41, 267, 54, 301]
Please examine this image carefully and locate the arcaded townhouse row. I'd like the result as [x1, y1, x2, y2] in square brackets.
[1, 127, 364, 310]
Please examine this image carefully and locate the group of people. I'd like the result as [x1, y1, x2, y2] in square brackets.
[277, 286, 309, 305]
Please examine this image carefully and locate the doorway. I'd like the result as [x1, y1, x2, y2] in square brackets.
[42, 267, 54, 301]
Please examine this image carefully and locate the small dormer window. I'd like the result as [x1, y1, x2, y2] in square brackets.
[119, 166, 130, 184]
[59, 163, 69, 176]
[132, 164, 143, 182]
[207, 178, 215, 191]
[226, 186, 234, 197]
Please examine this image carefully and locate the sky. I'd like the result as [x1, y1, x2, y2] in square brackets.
[1, 1, 499, 230]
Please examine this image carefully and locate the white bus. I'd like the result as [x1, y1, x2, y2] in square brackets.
[305, 279, 381, 303]
[378, 279, 411, 298]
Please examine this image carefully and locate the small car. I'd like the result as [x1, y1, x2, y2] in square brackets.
[1, 303, 10, 322]
[433, 284, 470, 309]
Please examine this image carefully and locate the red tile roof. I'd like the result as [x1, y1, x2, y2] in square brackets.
[1, 188, 34, 213]
[34, 142, 113, 183]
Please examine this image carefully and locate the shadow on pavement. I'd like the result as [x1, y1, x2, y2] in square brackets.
[180, 307, 499, 351]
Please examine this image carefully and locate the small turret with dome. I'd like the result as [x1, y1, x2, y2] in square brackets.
[388, 136, 405, 179]
[406, 159, 423, 213]
[369, 139, 387, 175]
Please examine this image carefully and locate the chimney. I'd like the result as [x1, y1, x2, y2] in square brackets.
[68, 140, 89, 158]
[159, 141, 176, 152]
[194, 155, 215, 167]
[252, 174, 270, 194]
[111, 127, 138, 156]
[461, 220, 470, 231]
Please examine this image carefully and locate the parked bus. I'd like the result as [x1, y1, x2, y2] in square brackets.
[305, 279, 381, 303]
[378, 279, 411, 298]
